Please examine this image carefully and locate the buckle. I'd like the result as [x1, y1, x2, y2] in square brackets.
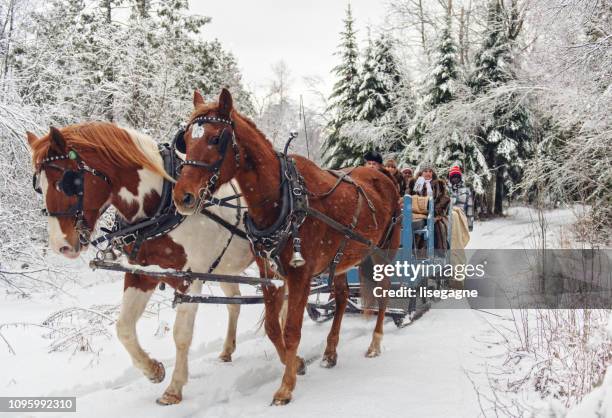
[333, 252, 343, 264]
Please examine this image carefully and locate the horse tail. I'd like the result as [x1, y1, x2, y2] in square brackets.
[254, 286, 288, 333]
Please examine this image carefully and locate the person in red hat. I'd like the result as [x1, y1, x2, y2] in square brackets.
[448, 165, 474, 231]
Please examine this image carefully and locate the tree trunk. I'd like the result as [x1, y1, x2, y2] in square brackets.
[494, 166, 505, 215]
[418, 0, 428, 62]
[101, 0, 114, 121]
[459, 7, 465, 65]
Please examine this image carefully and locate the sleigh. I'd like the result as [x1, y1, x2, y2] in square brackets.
[306, 194, 454, 327]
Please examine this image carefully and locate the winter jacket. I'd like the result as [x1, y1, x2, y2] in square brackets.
[450, 181, 474, 231]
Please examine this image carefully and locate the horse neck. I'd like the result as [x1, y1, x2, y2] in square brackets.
[109, 168, 164, 223]
[87, 129, 164, 223]
[233, 118, 281, 227]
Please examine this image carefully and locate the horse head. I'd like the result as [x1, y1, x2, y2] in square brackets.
[28, 127, 112, 258]
[173, 88, 242, 215]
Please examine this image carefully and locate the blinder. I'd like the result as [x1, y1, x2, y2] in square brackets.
[174, 127, 186, 154]
[57, 170, 84, 197]
[33, 172, 42, 194]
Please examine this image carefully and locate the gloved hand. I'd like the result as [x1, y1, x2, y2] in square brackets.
[413, 176, 425, 193]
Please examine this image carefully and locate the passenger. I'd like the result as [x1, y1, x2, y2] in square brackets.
[411, 162, 438, 197]
[401, 167, 413, 189]
[431, 179, 450, 251]
[363, 150, 383, 169]
[384, 159, 406, 195]
[448, 165, 474, 231]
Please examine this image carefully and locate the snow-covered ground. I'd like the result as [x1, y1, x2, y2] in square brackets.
[0, 206, 609, 417]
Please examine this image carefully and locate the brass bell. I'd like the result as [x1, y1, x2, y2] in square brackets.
[290, 251, 306, 267]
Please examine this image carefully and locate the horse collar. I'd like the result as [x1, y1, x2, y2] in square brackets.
[243, 153, 309, 275]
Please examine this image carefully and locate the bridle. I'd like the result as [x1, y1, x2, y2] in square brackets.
[33, 150, 111, 245]
[176, 115, 240, 201]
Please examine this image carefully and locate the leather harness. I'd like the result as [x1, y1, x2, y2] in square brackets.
[34, 133, 247, 273]
[177, 114, 399, 279]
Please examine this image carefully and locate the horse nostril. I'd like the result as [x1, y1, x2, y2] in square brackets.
[59, 246, 71, 254]
[182, 192, 196, 208]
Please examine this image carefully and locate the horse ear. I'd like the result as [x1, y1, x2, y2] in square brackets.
[193, 89, 205, 107]
[49, 126, 66, 153]
[26, 131, 39, 148]
[218, 88, 233, 119]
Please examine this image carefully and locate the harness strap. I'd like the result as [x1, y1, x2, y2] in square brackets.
[200, 208, 248, 240]
[304, 205, 373, 248]
[326, 192, 363, 283]
[310, 168, 378, 227]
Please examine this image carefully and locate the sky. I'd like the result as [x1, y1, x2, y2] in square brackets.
[190, 0, 388, 107]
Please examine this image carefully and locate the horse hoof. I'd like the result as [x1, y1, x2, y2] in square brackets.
[156, 392, 181, 405]
[219, 353, 232, 362]
[148, 360, 165, 383]
[320, 354, 337, 368]
[271, 397, 291, 406]
[365, 348, 381, 358]
[296, 356, 307, 375]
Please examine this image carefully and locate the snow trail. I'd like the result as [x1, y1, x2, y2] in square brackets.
[0, 206, 583, 417]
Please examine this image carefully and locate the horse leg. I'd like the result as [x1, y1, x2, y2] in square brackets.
[272, 273, 310, 405]
[321, 273, 348, 368]
[157, 279, 203, 406]
[116, 274, 165, 383]
[219, 282, 241, 362]
[263, 283, 287, 364]
[366, 274, 389, 358]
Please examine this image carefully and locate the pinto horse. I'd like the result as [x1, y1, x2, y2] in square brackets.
[173, 89, 401, 405]
[27, 122, 253, 405]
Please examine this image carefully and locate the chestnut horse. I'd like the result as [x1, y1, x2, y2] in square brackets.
[27, 123, 254, 405]
[173, 89, 401, 405]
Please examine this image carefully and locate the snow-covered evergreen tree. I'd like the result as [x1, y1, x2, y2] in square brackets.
[469, 0, 532, 215]
[321, 4, 362, 168]
[430, 12, 488, 192]
[367, 32, 406, 152]
[335, 30, 405, 164]
[355, 31, 396, 122]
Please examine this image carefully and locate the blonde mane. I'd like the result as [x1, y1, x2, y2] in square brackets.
[30, 122, 172, 181]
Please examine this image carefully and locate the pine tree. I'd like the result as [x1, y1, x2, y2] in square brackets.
[368, 32, 406, 151]
[321, 4, 362, 168]
[396, 9, 465, 171]
[432, 10, 488, 193]
[469, 0, 532, 215]
[355, 31, 395, 122]
[424, 18, 458, 107]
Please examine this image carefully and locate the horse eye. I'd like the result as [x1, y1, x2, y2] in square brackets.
[209, 135, 220, 145]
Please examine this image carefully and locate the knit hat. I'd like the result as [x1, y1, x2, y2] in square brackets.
[448, 165, 462, 178]
[419, 161, 435, 172]
[363, 150, 383, 165]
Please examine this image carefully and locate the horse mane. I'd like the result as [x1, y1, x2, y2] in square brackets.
[30, 122, 172, 181]
[190, 103, 277, 158]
